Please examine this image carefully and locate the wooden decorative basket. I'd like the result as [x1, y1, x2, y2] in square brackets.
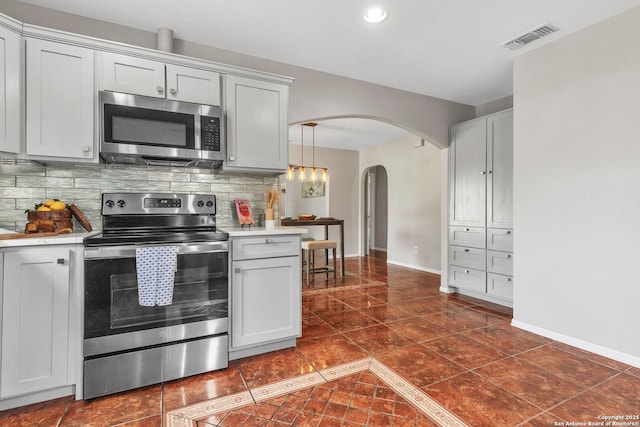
[25, 210, 73, 233]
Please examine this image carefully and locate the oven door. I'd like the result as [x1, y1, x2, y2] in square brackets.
[84, 241, 228, 356]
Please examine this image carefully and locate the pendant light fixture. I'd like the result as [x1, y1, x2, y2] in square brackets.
[287, 122, 329, 182]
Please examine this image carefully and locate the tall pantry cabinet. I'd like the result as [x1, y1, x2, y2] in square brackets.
[448, 109, 513, 306]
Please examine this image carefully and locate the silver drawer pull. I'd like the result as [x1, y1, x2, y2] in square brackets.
[265, 238, 272, 244]
[464, 269, 469, 273]
[464, 249, 470, 252]
[57, 258, 65, 265]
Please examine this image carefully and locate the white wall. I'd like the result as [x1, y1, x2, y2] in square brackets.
[360, 136, 442, 273]
[513, 6, 640, 363]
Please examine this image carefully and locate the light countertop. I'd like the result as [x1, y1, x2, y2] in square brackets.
[0, 230, 100, 248]
[222, 226, 307, 237]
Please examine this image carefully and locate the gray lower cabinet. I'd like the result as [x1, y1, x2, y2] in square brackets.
[0, 245, 79, 408]
[229, 235, 301, 359]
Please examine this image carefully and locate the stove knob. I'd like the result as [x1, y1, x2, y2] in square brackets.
[206, 200, 214, 208]
[105, 199, 115, 208]
[197, 200, 205, 208]
[117, 199, 126, 208]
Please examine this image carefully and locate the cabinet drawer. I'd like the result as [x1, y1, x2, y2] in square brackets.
[232, 235, 301, 260]
[487, 228, 513, 252]
[487, 273, 513, 300]
[449, 226, 486, 249]
[486, 250, 513, 276]
[449, 246, 486, 270]
[449, 265, 486, 293]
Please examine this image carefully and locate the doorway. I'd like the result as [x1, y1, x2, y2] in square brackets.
[363, 165, 388, 256]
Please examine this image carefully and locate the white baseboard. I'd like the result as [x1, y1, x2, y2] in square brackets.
[372, 247, 387, 252]
[386, 259, 441, 275]
[511, 319, 640, 368]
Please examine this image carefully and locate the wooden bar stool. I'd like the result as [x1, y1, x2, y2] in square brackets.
[301, 240, 337, 284]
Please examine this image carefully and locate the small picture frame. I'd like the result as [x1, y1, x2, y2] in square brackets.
[302, 181, 325, 198]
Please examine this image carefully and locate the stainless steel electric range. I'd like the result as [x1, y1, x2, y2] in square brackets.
[82, 192, 229, 399]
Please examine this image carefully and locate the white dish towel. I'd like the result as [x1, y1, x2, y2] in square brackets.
[135, 246, 178, 306]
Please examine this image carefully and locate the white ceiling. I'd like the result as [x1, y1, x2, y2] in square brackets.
[14, 0, 640, 149]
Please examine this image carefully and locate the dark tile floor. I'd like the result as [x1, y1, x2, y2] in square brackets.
[1, 251, 638, 426]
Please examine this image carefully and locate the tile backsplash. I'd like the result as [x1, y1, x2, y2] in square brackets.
[0, 159, 279, 232]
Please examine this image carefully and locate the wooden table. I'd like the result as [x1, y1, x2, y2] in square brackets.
[281, 218, 345, 277]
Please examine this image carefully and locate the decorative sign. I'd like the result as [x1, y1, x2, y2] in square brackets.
[234, 199, 254, 225]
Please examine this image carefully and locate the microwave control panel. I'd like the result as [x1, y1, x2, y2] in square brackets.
[201, 116, 221, 152]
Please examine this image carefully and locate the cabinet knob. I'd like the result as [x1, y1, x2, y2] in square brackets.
[464, 269, 469, 273]
[170, 88, 177, 96]
[488, 170, 493, 174]
[229, 156, 235, 161]
[265, 239, 273, 244]
[82, 145, 91, 153]
[506, 254, 512, 259]
[480, 171, 486, 175]
[156, 86, 164, 94]
[57, 258, 65, 265]
[234, 268, 241, 273]
[506, 230, 512, 235]
[464, 228, 470, 231]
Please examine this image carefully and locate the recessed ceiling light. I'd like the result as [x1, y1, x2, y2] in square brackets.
[364, 7, 387, 23]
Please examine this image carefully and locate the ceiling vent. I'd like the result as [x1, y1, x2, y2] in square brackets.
[502, 23, 559, 50]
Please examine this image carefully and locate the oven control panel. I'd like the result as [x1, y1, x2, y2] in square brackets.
[144, 198, 182, 208]
[102, 193, 216, 215]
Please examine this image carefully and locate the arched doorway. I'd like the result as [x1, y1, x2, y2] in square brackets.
[363, 165, 388, 257]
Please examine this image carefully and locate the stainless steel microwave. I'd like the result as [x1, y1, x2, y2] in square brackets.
[99, 91, 224, 168]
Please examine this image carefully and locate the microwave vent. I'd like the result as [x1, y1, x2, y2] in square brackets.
[502, 23, 559, 50]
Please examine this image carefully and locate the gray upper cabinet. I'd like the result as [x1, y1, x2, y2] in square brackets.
[25, 38, 96, 162]
[449, 109, 513, 228]
[224, 75, 289, 173]
[487, 110, 514, 228]
[449, 116, 487, 227]
[99, 52, 221, 106]
[0, 19, 21, 155]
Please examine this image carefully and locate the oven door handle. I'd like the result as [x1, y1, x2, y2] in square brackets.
[84, 242, 229, 260]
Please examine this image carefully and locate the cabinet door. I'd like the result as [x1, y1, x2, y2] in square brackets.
[166, 64, 220, 105]
[1, 247, 71, 397]
[25, 39, 95, 161]
[225, 75, 289, 172]
[450, 117, 487, 226]
[100, 52, 165, 98]
[487, 110, 513, 228]
[0, 25, 20, 154]
[231, 256, 301, 348]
